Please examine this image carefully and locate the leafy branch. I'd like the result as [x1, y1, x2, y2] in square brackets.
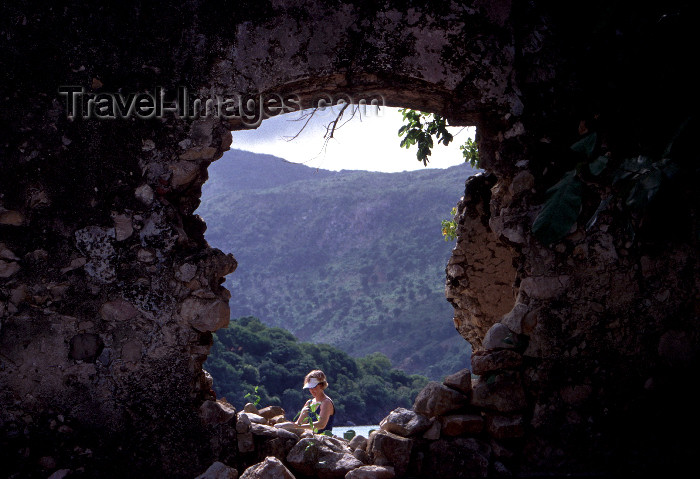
[532, 118, 688, 246]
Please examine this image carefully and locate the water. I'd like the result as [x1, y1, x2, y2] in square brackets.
[332, 425, 379, 439]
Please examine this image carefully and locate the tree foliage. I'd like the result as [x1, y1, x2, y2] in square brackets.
[205, 317, 429, 425]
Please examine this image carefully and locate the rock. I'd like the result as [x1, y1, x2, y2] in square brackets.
[180, 297, 230, 332]
[345, 465, 395, 479]
[422, 420, 441, 440]
[68, 333, 103, 362]
[471, 349, 523, 376]
[112, 214, 133, 241]
[242, 412, 268, 425]
[500, 303, 529, 334]
[413, 382, 470, 417]
[471, 371, 527, 413]
[195, 461, 239, 479]
[367, 430, 412, 478]
[443, 369, 472, 395]
[379, 408, 431, 437]
[100, 299, 139, 322]
[485, 414, 525, 439]
[348, 435, 368, 451]
[176, 263, 197, 282]
[134, 184, 154, 206]
[353, 448, 370, 464]
[47, 470, 71, 479]
[200, 400, 236, 426]
[482, 323, 519, 351]
[250, 423, 278, 438]
[519, 276, 570, 300]
[169, 160, 200, 188]
[240, 457, 294, 479]
[440, 414, 484, 436]
[508, 170, 534, 196]
[60, 256, 86, 273]
[236, 411, 252, 433]
[243, 403, 259, 414]
[121, 340, 142, 363]
[0, 260, 20, 278]
[426, 438, 491, 478]
[0, 209, 24, 225]
[137, 248, 156, 263]
[258, 406, 285, 420]
[238, 432, 254, 453]
[287, 435, 361, 479]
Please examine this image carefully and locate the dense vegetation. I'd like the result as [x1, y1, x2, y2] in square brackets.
[205, 316, 429, 425]
[197, 149, 477, 379]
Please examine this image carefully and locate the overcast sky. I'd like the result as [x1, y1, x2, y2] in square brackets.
[229, 106, 473, 172]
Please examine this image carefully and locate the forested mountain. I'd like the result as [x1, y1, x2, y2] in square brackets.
[197, 149, 477, 379]
[205, 316, 429, 425]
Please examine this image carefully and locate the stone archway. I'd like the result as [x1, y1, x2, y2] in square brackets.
[2, 1, 698, 478]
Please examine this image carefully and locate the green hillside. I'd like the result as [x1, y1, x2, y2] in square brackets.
[205, 316, 429, 425]
[197, 149, 476, 379]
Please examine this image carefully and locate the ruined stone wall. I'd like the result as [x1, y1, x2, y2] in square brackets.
[1, 0, 697, 477]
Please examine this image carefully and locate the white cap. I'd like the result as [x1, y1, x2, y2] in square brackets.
[303, 378, 320, 389]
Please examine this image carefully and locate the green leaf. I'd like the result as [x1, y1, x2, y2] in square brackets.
[532, 170, 585, 245]
[570, 132, 597, 159]
[588, 155, 609, 176]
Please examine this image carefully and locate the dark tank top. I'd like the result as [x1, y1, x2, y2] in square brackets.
[311, 398, 335, 433]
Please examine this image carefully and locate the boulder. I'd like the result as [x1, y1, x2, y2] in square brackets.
[485, 414, 525, 439]
[471, 371, 527, 413]
[242, 412, 268, 425]
[471, 349, 523, 376]
[258, 406, 286, 420]
[348, 435, 368, 451]
[345, 465, 395, 479]
[287, 435, 361, 479]
[413, 382, 470, 417]
[443, 369, 472, 395]
[240, 457, 295, 479]
[426, 438, 491, 478]
[439, 414, 484, 437]
[379, 408, 431, 437]
[367, 430, 412, 478]
[195, 461, 239, 479]
[200, 400, 236, 426]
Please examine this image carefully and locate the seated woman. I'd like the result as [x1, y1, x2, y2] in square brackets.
[294, 369, 335, 433]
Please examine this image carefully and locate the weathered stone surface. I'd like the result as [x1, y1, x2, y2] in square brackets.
[180, 297, 230, 332]
[251, 423, 278, 438]
[200, 400, 236, 426]
[485, 414, 525, 440]
[345, 465, 395, 479]
[99, 299, 139, 322]
[379, 408, 431, 437]
[422, 420, 441, 440]
[426, 438, 491, 478]
[413, 382, 470, 417]
[240, 457, 294, 479]
[443, 368, 472, 395]
[68, 333, 103, 362]
[195, 461, 239, 479]
[242, 412, 268, 425]
[367, 430, 412, 478]
[440, 414, 484, 437]
[471, 371, 527, 413]
[287, 436, 360, 479]
[238, 432, 255, 453]
[349, 435, 368, 451]
[258, 406, 285, 420]
[482, 323, 519, 351]
[471, 349, 523, 376]
[236, 412, 252, 433]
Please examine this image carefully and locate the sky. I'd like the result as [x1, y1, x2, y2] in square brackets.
[229, 106, 474, 172]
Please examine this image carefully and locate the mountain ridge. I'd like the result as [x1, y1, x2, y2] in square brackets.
[197, 148, 477, 379]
